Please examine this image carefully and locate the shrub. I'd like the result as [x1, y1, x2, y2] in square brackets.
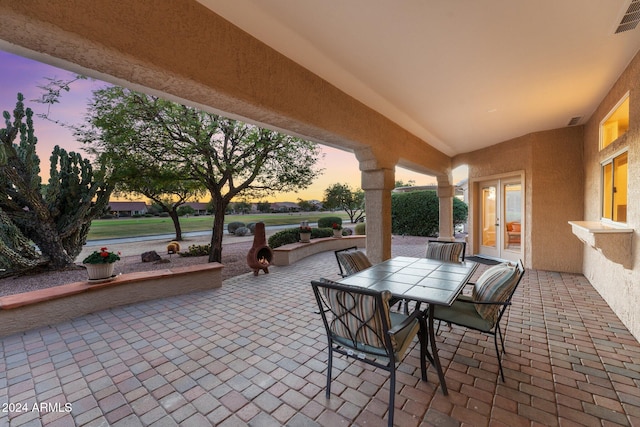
[355, 222, 366, 235]
[391, 190, 468, 236]
[342, 227, 353, 236]
[235, 226, 250, 236]
[179, 244, 211, 257]
[177, 205, 195, 216]
[267, 227, 334, 248]
[227, 222, 246, 234]
[247, 223, 256, 234]
[318, 216, 342, 229]
[313, 228, 334, 239]
[159, 212, 170, 217]
[268, 228, 299, 248]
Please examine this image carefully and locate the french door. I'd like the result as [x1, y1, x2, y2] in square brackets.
[478, 177, 523, 262]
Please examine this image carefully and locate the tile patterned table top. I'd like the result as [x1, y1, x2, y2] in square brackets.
[339, 256, 478, 306]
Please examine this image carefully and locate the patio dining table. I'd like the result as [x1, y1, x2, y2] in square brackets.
[338, 256, 478, 395]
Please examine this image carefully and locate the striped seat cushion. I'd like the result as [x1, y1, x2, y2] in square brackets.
[472, 263, 518, 324]
[337, 251, 373, 276]
[425, 242, 464, 262]
[321, 286, 396, 350]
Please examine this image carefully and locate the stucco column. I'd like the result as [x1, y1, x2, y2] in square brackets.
[437, 178, 455, 242]
[361, 168, 396, 263]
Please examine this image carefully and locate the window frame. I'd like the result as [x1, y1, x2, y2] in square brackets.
[599, 91, 630, 150]
[600, 148, 628, 224]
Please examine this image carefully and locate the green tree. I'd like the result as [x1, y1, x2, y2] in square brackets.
[232, 201, 252, 214]
[394, 179, 415, 188]
[453, 197, 468, 227]
[297, 199, 315, 212]
[0, 94, 112, 271]
[256, 201, 271, 213]
[177, 204, 196, 216]
[101, 160, 205, 240]
[323, 183, 365, 223]
[79, 87, 322, 262]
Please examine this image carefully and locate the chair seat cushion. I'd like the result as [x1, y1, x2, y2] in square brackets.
[433, 299, 494, 332]
[332, 311, 420, 360]
[389, 312, 421, 359]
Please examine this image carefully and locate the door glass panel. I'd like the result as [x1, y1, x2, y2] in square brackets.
[504, 183, 522, 251]
[481, 186, 497, 248]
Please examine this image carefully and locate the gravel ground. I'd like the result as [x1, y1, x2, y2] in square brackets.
[0, 235, 431, 297]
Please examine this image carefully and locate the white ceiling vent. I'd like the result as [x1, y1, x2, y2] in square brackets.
[615, 0, 640, 33]
[567, 116, 582, 126]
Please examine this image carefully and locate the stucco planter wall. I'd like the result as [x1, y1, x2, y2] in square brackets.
[0, 263, 223, 337]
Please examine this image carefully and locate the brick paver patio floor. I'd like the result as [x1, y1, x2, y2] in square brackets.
[1, 238, 639, 426]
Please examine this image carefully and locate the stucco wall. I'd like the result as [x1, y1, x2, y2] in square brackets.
[530, 128, 584, 272]
[582, 51, 640, 341]
[454, 127, 584, 273]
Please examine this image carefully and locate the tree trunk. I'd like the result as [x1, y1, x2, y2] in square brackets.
[208, 204, 227, 263]
[169, 210, 183, 241]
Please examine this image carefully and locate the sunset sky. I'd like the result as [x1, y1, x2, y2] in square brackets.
[0, 50, 455, 203]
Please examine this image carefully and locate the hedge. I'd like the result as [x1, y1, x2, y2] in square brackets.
[317, 216, 342, 229]
[267, 227, 334, 248]
[391, 190, 468, 237]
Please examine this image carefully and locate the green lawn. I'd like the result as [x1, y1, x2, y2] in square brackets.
[87, 212, 350, 240]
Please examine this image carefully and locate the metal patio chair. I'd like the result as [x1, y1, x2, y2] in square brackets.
[311, 279, 427, 427]
[432, 259, 525, 381]
[334, 247, 371, 277]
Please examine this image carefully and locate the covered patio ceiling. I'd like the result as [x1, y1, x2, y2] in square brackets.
[202, 0, 640, 156]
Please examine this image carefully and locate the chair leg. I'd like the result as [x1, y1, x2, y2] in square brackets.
[388, 366, 395, 427]
[435, 319, 452, 335]
[418, 316, 428, 381]
[497, 323, 506, 354]
[495, 324, 507, 381]
[326, 346, 333, 397]
[493, 334, 505, 382]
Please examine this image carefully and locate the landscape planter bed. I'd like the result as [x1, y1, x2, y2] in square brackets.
[0, 263, 223, 337]
[271, 235, 365, 266]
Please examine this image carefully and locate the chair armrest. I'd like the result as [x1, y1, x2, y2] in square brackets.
[456, 298, 511, 307]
